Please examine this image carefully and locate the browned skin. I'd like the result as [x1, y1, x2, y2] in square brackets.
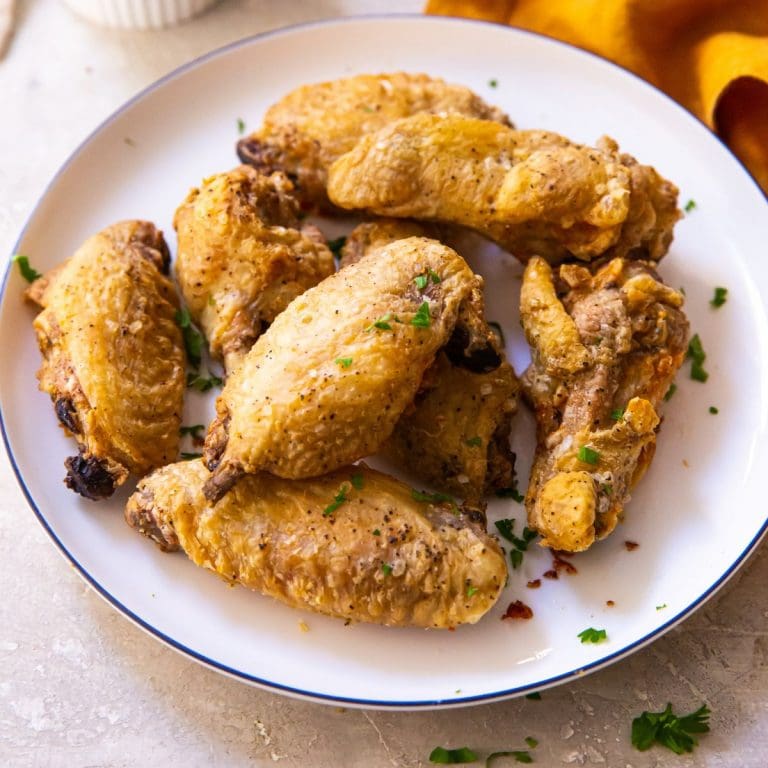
[202, 237, 488, 501]
[520, 257, 689, 551]
[341, 220, 518, 500]
[328, 115, 680, 265]
[126, 461, 507, 628]
[174, 166, 334, 374]
[27, 221, 185, 500]
[237, 72, 511, 210]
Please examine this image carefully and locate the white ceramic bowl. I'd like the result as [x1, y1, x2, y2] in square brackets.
[62, 0, 220, 29]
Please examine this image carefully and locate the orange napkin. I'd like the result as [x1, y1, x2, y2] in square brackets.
[425, 0, 768, 193]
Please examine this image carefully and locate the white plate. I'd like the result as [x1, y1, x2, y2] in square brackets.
[2, 16, 768, 709]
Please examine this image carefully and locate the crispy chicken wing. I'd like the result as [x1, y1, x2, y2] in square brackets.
[203, 237, 486, 501]
[237, 73, 511, 209]
[174, 166, 334, 373]
[520, 256, 689, 551]
[28, 221, 185, 500]
[126, 461, 506, 628]
[327, 114, 679, 264]
[340, 220, 518, 499]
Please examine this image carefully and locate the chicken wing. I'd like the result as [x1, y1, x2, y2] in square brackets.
[237, 72, 511, 209]
[27, 221, 185, 500]
[327, 113, 679, 264]
[203, 237, 485, 500]
[520, 256, 689, 551]
[126, 460, 506, 628]
[340, 220, 518, 499]
[174, 166, 334, 373]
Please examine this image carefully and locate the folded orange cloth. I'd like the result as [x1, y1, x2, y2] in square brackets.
[426, 0, 768, 192]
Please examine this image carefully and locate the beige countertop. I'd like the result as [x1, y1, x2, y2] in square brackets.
[1, 2, 767, 765]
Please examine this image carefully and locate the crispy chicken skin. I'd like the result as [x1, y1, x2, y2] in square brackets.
[126, 461, 507, 628]
[27, 221, 185, 500]
[327, 114, 680, 264]
[203, 237, 484, 501]
[341, 220, 518, 499]
[237, 73, 511, 209]
[520, 256, 689, 551]
[174, 166, 334, 373]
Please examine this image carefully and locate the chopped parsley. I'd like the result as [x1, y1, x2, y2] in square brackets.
[186, 372, 223, 392]
[465, 436, 482, 447]
[578, 627, 607, 644]
[381, 563, 393, 577]
[365, 313, 397, 332]
[429, 746, 477, 764]
[372, 528, 381, 536]
[323, 484, 349, 516]
[524, 738, 538, 749]
[488, 321, 506, 346]
[601, 483, 613, 495]
[334, 357, 353, 368]
[410, 301, 432, 328]
[175, 307, 204, 368]
[656, 603, 668, 610]
[687, 334, 709, 382]
[577, 445, 600, 465]
[495, 486, 525, 502]
[631, 703, 710, 755]
[180, 451, 202, 460]
[486, 751, 532, 765]
[327, 236, 347, 261]
[684, 199, 697, 213]
[179, 424, 205, 439]
[488, 78, 498, 88]
[710, 286, 727, 308]
[610, 408, 624, 421]
[466, 584, 479, 598]
[236, 117, 246, 134]
[525, 692, 542, 701]
[350, 472, 364, 490]
[414, 274, 429, 290]
[12, 254, 41, 283]
[495, 519, 537, 569]
[709, 406, 719, 414]
[412, 489, 458, 511]
[663, 383, 677, 401]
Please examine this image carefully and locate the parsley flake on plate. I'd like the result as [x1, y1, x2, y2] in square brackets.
[429, 746, 478, 764]
[578, 627, 607, 644]
[663, 383, 677, 401]
[186, 372, 223, 392]
[179, 424, 205, 439]
[12, 254, 41, 283]
[327, 236, 347, 261]
[488, 78, 498, 88]
[684, 199, 697, 213]
[631, 703, 710, 755]
[687, 334, 709, 382]
[175, 307, 204, 368]
[180, 451, 202, 460]
[495, 486, 524, 502]
[237, 117, 246, 134]
[494, 519, 537, 569]
[709, 406, 719, 414]
[710, 286, 727, 308]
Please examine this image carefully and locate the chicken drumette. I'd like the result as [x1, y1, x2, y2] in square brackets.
[520, 256, 689, 552]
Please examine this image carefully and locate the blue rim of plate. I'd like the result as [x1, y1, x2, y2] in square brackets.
[2, 14, 767, 709]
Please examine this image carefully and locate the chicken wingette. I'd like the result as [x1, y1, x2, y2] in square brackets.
[340, 220, 519, 499]
[520, 256, 689, 551]
[327, 113, 679, 264]
[27, 221, 185, 499]
[237, 72, 511, 209]
[174, 166, 334, 374]
[203, 236, 487, 501]
[126, 461, 507, 628]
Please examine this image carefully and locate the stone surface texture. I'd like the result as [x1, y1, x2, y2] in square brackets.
[1, 1, 767, 766]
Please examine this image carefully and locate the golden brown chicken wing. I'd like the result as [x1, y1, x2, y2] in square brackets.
[174, 166, 335, 374]
[203, 237, 487, 500]
[27, 221, 185, 500]
[327, 113, 679, 264]
[237, 72, 511, 209]
[340, 220, 518, 499]
[520, 256, 689, 551]
[126, 460, 506, 628]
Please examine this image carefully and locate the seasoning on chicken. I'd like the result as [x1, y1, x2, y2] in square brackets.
[520, 256, 689, 551]
[27, 221, 185, 500]
[174, 166, 334, 373]
[327, 113, 679, 264]
[237, 72, 511, 209]
[203, 236, 486, 501]
[126, 460, 507, 628]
